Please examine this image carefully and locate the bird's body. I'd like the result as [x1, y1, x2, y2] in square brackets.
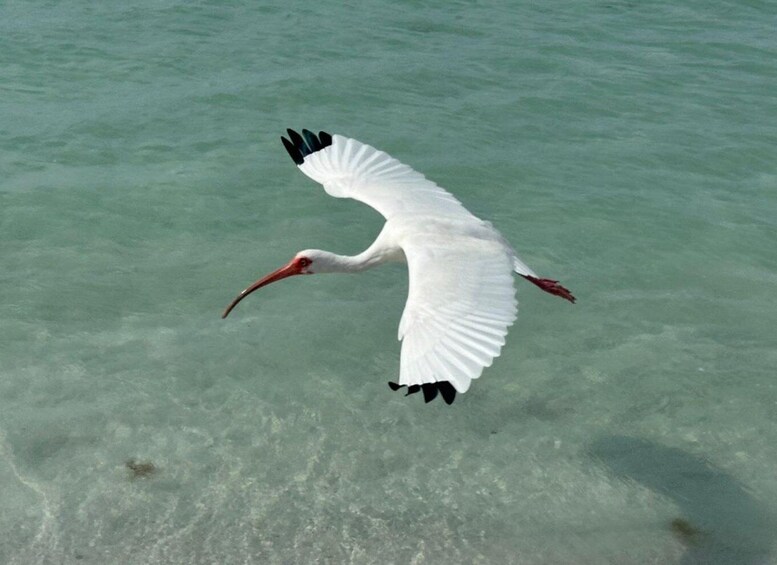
[223, 129, 574, 404]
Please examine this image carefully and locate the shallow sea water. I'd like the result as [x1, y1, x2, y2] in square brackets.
[2, 1, 777, 563]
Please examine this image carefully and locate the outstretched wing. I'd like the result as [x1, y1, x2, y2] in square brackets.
[281, 129, 475, 221]
[396, 233, 518, 395]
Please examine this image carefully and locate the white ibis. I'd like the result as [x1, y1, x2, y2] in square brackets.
[223, 129, 574, 404]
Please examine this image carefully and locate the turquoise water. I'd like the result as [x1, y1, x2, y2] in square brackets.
[2, 1, 777, 563]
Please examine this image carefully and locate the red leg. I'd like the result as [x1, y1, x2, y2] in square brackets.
[522, 275, 576, 303]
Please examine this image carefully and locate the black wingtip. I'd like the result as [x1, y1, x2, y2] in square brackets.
[421, 383, 439, 403]
[387, 381, 456, 405]
[281, 136, 304, 165]
[281, 128, 333, 165]
[437, 382, 457, 405]
[302, 129, 322, 152]
[286, 129, 309, 157]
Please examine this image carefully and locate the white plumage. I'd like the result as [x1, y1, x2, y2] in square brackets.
[299, 134, 472, 220]
[222, 129, 574, 404]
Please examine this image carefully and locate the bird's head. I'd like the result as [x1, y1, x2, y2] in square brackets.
[221, 249, 338, 319]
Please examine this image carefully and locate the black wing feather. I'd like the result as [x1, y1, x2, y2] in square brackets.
[421, 383, 439, 403]
[281, 128, 334, 165]
[302, 129, 322, 152]
[437, 382, 457, 405]
[387, 381, 456, 405]
[286, 129, 310, 157]
[281, 136, 304, 165]
[319, 131, 333, 148]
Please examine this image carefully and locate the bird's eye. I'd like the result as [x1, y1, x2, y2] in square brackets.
[299, 258, 311, 267]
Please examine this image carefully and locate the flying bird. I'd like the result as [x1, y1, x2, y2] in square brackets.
[222, 129, 574, 405]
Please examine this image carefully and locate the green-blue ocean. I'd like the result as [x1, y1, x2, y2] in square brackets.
[2, 1, 776, 563]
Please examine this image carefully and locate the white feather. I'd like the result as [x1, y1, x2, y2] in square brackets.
[299, 135, 474, 220]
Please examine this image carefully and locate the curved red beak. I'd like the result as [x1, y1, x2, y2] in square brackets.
[222, 259, 304, 319]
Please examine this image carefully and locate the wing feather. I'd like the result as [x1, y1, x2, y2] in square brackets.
[295, 134, 474, 220]
[397, 236, 518, 393]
